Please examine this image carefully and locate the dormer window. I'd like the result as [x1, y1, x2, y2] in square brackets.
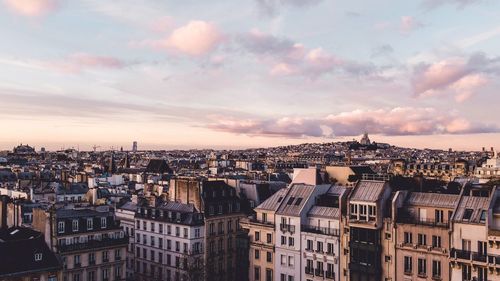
[72, 220, 79, 232]
[87, 218, 93, 230]
[58, 221, 65, 233]
[463, 209, 473, 220]
[218, 205, 223, 214]
[34, 253, 43, 261]
[480, 210, 486, 222]
[101, 217, 107, 228]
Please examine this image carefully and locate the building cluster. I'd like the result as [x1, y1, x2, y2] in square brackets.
[0, 137, 499, 281]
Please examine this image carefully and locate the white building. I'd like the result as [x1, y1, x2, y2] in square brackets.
[275, 183, 331, 281]
[475, 151, 500, 182]
[116, 201, 137, 279]
[134, 202, 204, 281]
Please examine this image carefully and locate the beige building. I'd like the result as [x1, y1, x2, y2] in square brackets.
[390, 159, 469, 181]
[392, 191, 460, 281]
[240, 188, 287, 281]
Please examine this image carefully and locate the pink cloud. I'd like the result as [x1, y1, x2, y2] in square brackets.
[206, 107, 498, 138]
[400, 16, 423, 34]
[3, 0, 58, 17]
[148, 16, 174, 33]
[165, 21, 223, 56]
[46, 53, 126, 73]
[411, 53, 498, 102]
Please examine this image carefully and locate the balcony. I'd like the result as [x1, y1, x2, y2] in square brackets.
[314, 268, 324, 277]
[397, 212, 449, 228]
[325, 271, 334, 279]
[451, 248, 497, 265]
[301, 225, 339, 236]
[280, 224, 295, 234]
[305, 267, 314, 275]
[58, 237, 128, 253]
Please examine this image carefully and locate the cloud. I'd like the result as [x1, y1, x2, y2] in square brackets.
[411, 53, 500, 101]
[400, 16, 423, 34]
[371, 44, 394, 58]
[206, 107, 499, 138]
[238, 30, 379, 78]
[134, 20, 223, 57]
[3, 0, 58, 17]
[255, 0, 323, 16]
[46, 53, 127, 73]
[421, 0, 482, 10]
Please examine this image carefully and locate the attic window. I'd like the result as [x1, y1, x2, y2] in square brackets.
[480, 210, 486, 222]
[287, 197, 295, 205]
[34, 253, 43, 261]
[294, 198, 303, 206]
[463, 209, 473, 220]
[277, 197, 283, 203]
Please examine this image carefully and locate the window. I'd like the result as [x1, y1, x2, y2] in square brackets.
[255, 249, 260, 260]
[101, 217, 107, 228]
[266, 269, 273, 281]
[150, 222, 155, 232]
[280, 274, 286, 281]
[262, 213, 267, 222]
[115, 249, 121, 260]
[417, 258, 426, 277]
[87, 218, 93, 230]
[294, 198, 303, 206]
[462, 265, 471, 280]
[281, 236, 286, 245]
[255, 231, 260, 241]
[288, 276, 294, 281]
[34, 253, 43, 261]
[432, 235, 441, 248]
[195, 228, 200, 238]
[280, 255, 286, 265]
[418, 234, 427, 246]
[288, 256, 294, 267]
[89, 253, 95, 264]
[266, 251, 272, 262]
[306, 239, 313, 251]
[432, 260, 441, 278]
[327, 242, 334, 254]
[218, 205, 223, 214]
[435, 209, 443, 223]
[103, 251, 109, 262]
[267, 233, 272, 243]
[87, 271, 95, 281]
[404, 256, 412, 274]
[287, 197, 295, 205]
[463, 209, 473, 220]
[72, 220, 79, 232]
[159, 223, 163, 234]
[167, 225, 171, 235]
[288, 237, 294, 246]
[404, 232, 413, 244]
[254, 267, 260, 281]
[317, 241, 324, 252]
[480, 210, 486, 222]
[74, 255, 81, 266]
[159, 237, 163, 249]
[73, 273, 80, 281]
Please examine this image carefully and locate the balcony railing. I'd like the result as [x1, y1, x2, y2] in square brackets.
[305, 267, 314, 275]
[325, 271, 334, 279]
[397, 215, 450, 228]
[451, 248, 497, 264]
[301, 225, 339, 236]
[58, 237, 128, 253]
[314, 268, 324, 277]
[280, 223, 295, 234]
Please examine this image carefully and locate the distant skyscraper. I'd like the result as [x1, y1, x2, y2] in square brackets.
[132, 141, 137, 152]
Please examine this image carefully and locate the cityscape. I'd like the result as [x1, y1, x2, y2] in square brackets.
[1, 1, 500, 281]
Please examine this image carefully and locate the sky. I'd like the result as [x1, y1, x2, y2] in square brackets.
[1, 0, 500, 151]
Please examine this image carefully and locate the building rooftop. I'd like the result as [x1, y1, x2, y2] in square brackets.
[350, 180, 387, 202]
[406, 192, 460, 209]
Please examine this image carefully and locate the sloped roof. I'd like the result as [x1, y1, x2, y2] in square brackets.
[350, 180, 387, 202]
[255, 188, 289, 211]
[276, 184, 318, 216]
[406, 192, 459, 209]
[454, 195, 490, 224]
[145, 159, 172, 174]
[308, 206, 340, 219]
[0, 228, 61, 278]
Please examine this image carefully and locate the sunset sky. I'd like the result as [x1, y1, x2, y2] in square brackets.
[1, 0, 500, 151]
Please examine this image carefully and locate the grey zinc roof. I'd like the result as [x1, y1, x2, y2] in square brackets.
[406, 192, 460, 209]
[160, 201, 196, 213]
[454, 196, 491, 224]
[308, 206, 340, 219]
[255, 188, 289, 211]
[350, 180, 386, 202]
[276, 183, 318, 216]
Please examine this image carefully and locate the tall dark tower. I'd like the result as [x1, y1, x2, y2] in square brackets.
[108, 153, 117, 174]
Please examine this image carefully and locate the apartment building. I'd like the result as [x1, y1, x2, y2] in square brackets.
[392, 191, 460, 281]
[450, 185, 497, 281]
[134, 201, 204, 281]
[169, 177, 248, 281]
[301, 185, 349, 281]
[240, 188, 288, 281]
[115, 201, 137, 279]
[344, 180, 391, 281]
[275, 183, 331, 281]
[32, 205, 127, 281]
[390, 159, 469, 181]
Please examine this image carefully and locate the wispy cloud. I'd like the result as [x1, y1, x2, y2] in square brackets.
[421, 0, 482, 10]
[255, 0, 323, 17]
[400, 16, 424, 34]
[3, 0, 58, 17]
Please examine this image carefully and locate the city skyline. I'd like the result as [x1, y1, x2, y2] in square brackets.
[1, 0, 500, 150]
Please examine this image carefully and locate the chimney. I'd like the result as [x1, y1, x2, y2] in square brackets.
[0, 195, 9, 229]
